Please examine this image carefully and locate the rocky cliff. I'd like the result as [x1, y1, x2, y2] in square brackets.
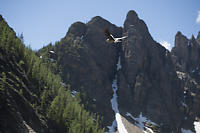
[118, 10, 184, 132]
[171, 30, 200, 131]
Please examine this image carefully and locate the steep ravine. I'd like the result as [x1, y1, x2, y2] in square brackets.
[107, 53, 128, 133]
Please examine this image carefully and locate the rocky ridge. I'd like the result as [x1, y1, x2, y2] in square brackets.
[37, 10, 200, 132]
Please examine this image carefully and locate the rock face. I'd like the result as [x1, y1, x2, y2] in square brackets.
[38, 10, 200, 132]
[118, 10, 184, 132]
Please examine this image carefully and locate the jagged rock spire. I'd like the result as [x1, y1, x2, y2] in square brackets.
[123, 10, 153, 43]
[190, 34, 196, 42]
[171, 31, 189, 70]
[174, 31, 188, 48]
[124, 10, 139, 30]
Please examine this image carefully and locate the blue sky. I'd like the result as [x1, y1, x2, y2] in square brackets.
[0, 0, 200, 50]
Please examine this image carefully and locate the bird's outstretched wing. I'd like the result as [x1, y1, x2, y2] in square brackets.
[114, 36, 127, 42]
[104, 28, 115, 41]
[115, 36, 128, 40]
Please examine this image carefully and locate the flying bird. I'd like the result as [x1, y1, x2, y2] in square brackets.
[104, 28, 127, 44]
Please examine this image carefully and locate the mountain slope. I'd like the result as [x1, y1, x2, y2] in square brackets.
[0, 15, 104, 133]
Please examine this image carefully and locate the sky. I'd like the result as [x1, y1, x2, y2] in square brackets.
[0, 0, 200, 50]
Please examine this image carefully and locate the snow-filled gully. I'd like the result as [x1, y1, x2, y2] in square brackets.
[107, 55, 128, 133]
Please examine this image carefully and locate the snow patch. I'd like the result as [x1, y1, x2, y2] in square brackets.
[181, 128, 194, 133]
[107, 120, 117, 133]
[126, 112, 157, 133]
[181, 102, 188, 108]
[23, 121, 37, 133]
[111, 77, 119, 113]
[176, 71, 186, 80]
[194, 121, 200, 133]
[117, 55, 122, 70]
[191, 66, 200, 73]
[145, 127, 155, 133]
[116, 113, 128, 133]
[108, 55, 128, 133]
[181, 121, 200, 133]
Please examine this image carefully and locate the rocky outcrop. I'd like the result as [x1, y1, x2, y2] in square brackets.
[171, 32, 189, 71]
[171, 32, 200, 72]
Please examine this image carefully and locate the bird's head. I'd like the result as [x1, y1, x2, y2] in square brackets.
[106, 38, 114, 43]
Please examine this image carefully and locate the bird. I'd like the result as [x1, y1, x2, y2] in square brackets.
[104, 28, 127, 44]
